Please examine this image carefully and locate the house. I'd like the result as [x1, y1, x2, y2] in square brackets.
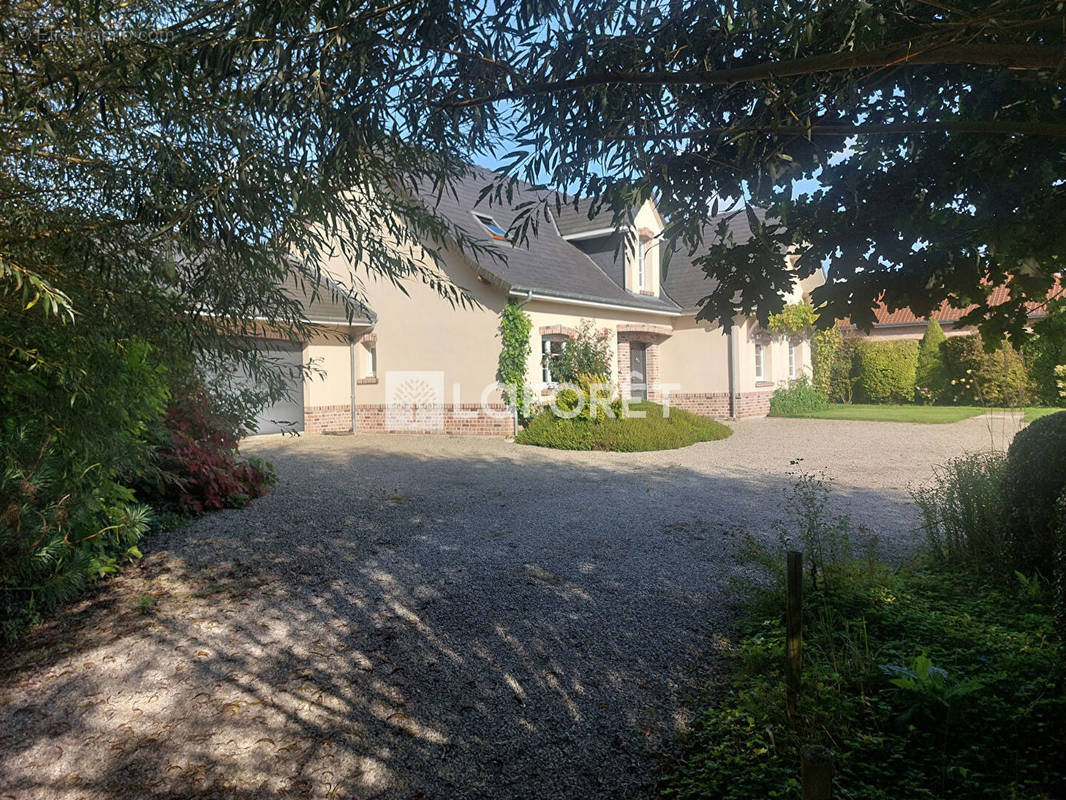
[246, 169, 823, 435]
[842, 282, 1064, 341]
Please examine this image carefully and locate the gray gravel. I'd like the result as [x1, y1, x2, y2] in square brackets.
[0, 415, 1020, 799]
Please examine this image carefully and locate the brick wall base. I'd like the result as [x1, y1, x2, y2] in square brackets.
[352, 404, 515, 436]
[304, 404, 353, 433]
[669, 390, 773, 419]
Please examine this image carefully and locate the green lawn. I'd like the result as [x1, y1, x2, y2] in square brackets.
[773, 404, 1065, 424]
[1022, 406, 1066, 423]
[772, 403, 986, 423]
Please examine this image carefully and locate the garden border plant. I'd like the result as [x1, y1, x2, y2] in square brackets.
[661, 468, 1066, 800]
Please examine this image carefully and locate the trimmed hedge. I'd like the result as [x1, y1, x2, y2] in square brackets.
[852, 340, 918, 403]
[811, 326, 843, 398]
[516, 401, 732, 451]
[1003, 410, 1066, 576]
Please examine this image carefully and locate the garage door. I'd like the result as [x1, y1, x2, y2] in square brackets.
[249, 343, 305, 434]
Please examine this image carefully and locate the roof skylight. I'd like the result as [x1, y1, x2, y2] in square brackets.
[473, 212, 509, 241]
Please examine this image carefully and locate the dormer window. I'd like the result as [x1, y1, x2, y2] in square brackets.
[473, 212, 508, 241]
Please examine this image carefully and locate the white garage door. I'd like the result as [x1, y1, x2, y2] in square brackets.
[249, 343, 305, 434]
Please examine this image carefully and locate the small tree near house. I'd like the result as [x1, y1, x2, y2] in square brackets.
[916, 319, 948, 403]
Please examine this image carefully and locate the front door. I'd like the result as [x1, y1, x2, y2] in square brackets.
[629, 342, 648, 401]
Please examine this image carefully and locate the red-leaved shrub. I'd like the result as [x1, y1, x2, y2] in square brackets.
[140, 386, 277, 514]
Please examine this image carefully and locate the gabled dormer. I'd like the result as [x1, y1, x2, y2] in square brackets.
[556, 197, 665, 299]
[629, 199, 665, 297]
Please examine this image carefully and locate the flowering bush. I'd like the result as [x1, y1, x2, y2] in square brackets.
[136, 384, 277, 514]
[549, 319, 613, 382]
[941, 335, 1033, 406]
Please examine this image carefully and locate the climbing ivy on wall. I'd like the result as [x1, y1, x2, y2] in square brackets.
[498, 301, 533, 421]
[767, 302, 818, 337]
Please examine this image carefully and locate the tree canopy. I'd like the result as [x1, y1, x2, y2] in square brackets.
[1, 0, 503, 408]
[3, 0, 1064, 371]
[425, 0, 1066, 341]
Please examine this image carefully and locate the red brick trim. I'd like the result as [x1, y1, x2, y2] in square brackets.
[356, 376, 378, 385]
[616, 323, 672, 340]
[667, 390, 774, 419]
[353, 404, 514, 436]
[539, 325, 577, 338]
[304, 404, 352, 433]
[360, 332, 377, 344]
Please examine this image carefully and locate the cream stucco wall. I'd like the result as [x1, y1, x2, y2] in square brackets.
[657, 317, 731, 394]
[303, 330, 355, 407]
[321, 246, 509, 406]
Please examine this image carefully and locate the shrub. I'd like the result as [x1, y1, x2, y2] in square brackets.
[852, 340, 918, 403]
[811, 325, 843, 397]
[916, 319, 948, 402]
[941, 334, 1034, 407]
[516, 402, 732, 451]
[0, 331, 167, 641]
[1003, 411, 1066, 576]
[135, 383, 278, 515]
[768, 376, 829, 416]
[912, 452, 1009, 569]
[660, 561, 1066, 800]
[549, 319, 613, 382]
[1026, 298, 1066, 405]
[826, 337, 858, 403]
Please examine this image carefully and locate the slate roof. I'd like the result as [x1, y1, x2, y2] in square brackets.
[281, 270, 375, 326]
[659, 213, 760, 312]
[411, 168, 680, 314]
[553, 197, 631, 238]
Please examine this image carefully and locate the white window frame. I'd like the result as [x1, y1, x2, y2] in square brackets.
[754, 342, 765, 381]
[362, 341, 377, 378]
[542, 336, 567, 384]
[472, 211, 509, 242]
[637, 238, 647, 290]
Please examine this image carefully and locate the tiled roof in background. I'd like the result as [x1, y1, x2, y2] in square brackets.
[859, 279, 1064, 327]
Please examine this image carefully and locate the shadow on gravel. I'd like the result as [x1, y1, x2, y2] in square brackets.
[0, 437, 915, 800]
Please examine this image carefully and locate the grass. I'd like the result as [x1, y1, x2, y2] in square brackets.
[515, 401, 732, 451]
[772, 403, 1064, 424]
[659, 561, 1066, 799]
[1023, 406, 1065, 423]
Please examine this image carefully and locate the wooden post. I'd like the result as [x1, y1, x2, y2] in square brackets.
[786, 550, 803, 720]
[801, 745, 833, 800]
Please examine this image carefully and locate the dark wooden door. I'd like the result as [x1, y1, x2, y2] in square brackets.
[630, 343, 647, 401]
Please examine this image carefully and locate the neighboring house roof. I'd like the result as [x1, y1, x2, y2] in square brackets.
[851, 279, 1064, 329]
[412, 168, 679, 313]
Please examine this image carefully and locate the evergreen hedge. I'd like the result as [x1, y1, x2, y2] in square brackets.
[852, 340, 918, 403]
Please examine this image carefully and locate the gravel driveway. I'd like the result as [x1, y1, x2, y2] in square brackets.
[0, 415, 1020, 799]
